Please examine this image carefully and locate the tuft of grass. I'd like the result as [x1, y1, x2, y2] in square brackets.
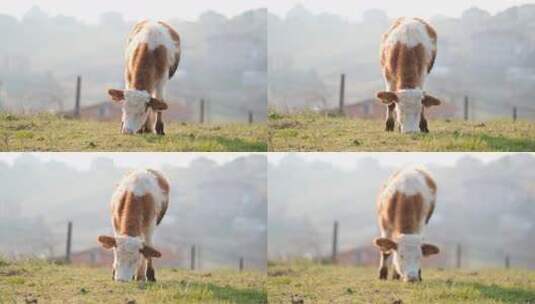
[0, 259, 267, 304]
[268, 112, 535, 151]
[267, 261, 535, 304]
[0, 112, 267, 152]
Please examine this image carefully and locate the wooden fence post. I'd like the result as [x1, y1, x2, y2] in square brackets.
[505, 255, 510, 269]
[190, 245, 196, 271]
[248, 111, 253, 124]
[456, 243, 462, 269]
[199, 99, 205, 124]
[513, 107, 517, 122]
[239, 257, 244, 272]
[464, 96, 469, 121]
[339, 74, 346, 115]
[331, 221, 339, 264]
[65, 221, 72, 263]
[74, 76, 82, 118]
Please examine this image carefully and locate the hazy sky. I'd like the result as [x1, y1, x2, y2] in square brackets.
[268, 152, 530, 170]
[0, 152, 263, 170]
[1, 0, 532, 23]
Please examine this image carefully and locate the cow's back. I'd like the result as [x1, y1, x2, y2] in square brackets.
[124, 21, 180, 91]
[380, 18, 437, 90]
[111, 169, 168, 236]
[378, 167, 436, 235]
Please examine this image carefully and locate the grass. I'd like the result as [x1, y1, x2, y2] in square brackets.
[268, 112, 535, 151]
[268, 261, 535, 304]
[0, 259, 267, 304]
[0, 113, 267, 152]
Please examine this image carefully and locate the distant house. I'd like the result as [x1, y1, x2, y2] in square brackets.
[342, 99, 458, 119]
[70, 246, 184, 268]
[74, 101, 193, 122]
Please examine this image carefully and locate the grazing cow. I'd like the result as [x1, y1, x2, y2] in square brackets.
[377, 17, 441, 133]
[373, 167, 439, 282]
[108, 20, 181, 135]
[98, 169, 170, 282]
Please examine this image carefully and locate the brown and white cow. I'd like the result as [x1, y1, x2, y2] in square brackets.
[377, 17, 441, 133]
[373, 167, 439, 282]
[108, 20, 181, 135]
[98, 169, 170, 282]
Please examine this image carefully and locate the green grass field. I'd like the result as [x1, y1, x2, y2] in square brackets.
[0, 113, 267, 152]
[267, 261, 535, 304]
[0, 259, 267, 304]
[268, 112, 535, 151]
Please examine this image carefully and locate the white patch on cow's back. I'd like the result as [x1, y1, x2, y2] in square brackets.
[381, 166, 435, 209]
[125, 21, 178, 71]
[384, 18, 435, 61]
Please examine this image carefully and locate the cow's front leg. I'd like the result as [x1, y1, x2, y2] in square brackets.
[146, 257, 156, 282]
[135, 258, 147, 281]
[385, 103, 396, 131]
[378, 251, 391, 280]
[392, 270, 401, 280]
[155, 112, 165, 136]
[419, 112, 429, 133]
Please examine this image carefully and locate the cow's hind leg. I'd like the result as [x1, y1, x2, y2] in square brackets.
[385, 104, 396, 131]
[378, 251, 391, 280]
[419, 112, 429, 133]
[146, 257, 156, 282]
[155, 112, 165, 136]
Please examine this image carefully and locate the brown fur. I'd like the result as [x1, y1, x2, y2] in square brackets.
[157, 21, 181, 79]
[379, 191, 431, 237]
[113, 191, 155, 236]
[127, 43, 168, 91]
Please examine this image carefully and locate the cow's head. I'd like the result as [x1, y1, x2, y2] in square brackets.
[376, 89, 441, 133]
[107, 89, 168, 134]
[374, 234, 439, 282]
[98, 235, 161, 282]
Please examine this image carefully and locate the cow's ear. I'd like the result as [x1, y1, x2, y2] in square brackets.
[422, 94, 441, 107]
[140, 245, 162, 258]
[421, 243, 440, 256]
[98, 235, 116, 249]
[373, 237, 397, 251]
[376, 91, 398, 104]
[147, 98, 168, 111]
[108, 89, 125, 102]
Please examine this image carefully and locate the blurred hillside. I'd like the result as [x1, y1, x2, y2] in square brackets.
[269, 5, 535, 119]
[0, 154, 267, 270]
[268, 153, 535, 269]
[0, 6, 267, 122]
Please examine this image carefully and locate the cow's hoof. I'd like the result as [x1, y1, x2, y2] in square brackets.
[385, 119, 395, 131]
[392, 272, 401, 280]
[379, 267, 388, 280]
[147, 268, 156, 282]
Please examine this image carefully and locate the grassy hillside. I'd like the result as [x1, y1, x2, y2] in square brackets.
[268, 261, 535, 304]
[0, 259, 267, 304]
[0, 113, 267, 151]
[268, 112, 535, 151]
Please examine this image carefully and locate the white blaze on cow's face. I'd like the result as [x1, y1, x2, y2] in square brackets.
[392, 234, 423, 282]
[112, 236, 144, 281]
[394, 90, 424, 133]
[121, 90, 152, 134]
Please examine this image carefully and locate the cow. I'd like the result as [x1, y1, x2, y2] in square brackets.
[376, 17, 441, 133]
[373, 166, 439, 282]
[97, 168, 170, 282]
[108, 20, 181, 135]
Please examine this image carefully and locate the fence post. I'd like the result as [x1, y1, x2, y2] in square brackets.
[248, 111, 253, 124]
[199, 99, 205, 124]
[331, 221, 339, 264]
[505, 255, 510, 269]
[65, 221, 73, 263]
[190, 245, 196, 271]
[463, 96, 469, 121]
[456, 243, 462, 268]
[513, 107, 517, 122]
[239, 257, 244, 272]
[339, 74, 345, 115]
[74, 76, 82, 118]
